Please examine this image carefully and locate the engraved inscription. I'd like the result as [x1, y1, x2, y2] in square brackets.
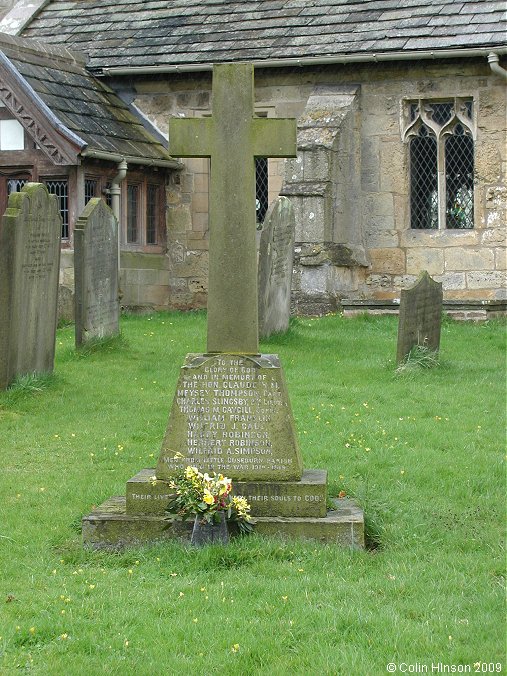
[158, 354, 301, 479]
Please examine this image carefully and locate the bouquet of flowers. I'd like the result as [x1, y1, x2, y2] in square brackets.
[165, 465, 253, 534]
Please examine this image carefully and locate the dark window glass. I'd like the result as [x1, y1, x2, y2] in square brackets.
[445, 126, 474, 229]
[45, 180, 69, 239]
[255, 157, 268, 224]
[410, 129, 438, 229]
[146, 184, 158, 244]
[127, 184, 139, 243]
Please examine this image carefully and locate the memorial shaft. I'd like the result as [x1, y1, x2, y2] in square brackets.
[169, 63, 296, 354]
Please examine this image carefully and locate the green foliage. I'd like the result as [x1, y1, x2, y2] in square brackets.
[0, 312, 505, 674]
[395, 344, 441, 373]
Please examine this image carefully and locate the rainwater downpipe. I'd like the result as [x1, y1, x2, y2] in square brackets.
[488, 52, 507, 80]
[110, 159, 127, 271]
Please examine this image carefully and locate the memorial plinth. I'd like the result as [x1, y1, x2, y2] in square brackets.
[156, 353, 302, 482]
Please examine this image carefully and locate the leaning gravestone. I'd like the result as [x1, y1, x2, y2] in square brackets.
[258, 196, 295, 339]
[0, 183, 61, 390]
[396, 270, 443, 364]
[74, 198, 119, 347]
[82, 64, 364, 548]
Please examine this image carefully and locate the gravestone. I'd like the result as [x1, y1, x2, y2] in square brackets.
[258, 197, 296, 338]
[74, 198, 119, 346]
[82, 64, 364, 549]
[0, 183, 61, 389]
[396, 270, 443, 364]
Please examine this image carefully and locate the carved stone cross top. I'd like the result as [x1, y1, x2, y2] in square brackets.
[169, 63, 297, 354]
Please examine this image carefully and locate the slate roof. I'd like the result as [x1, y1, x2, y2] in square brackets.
[0, 32, 174, 163]
[17, 0, 507, 72]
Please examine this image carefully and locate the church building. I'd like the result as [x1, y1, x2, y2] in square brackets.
[0, 0, 505, 317]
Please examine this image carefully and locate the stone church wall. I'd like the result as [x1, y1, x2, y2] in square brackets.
[128, 59, 505, 313]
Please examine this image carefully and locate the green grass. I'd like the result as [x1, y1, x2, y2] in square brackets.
[0, 312, 505, 675]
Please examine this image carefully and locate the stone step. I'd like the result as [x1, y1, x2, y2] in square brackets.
[126, 468, 328, 518]
[82, 496, 364, 550]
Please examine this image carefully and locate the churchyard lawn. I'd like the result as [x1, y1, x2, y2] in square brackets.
[0, 312, 505, 674]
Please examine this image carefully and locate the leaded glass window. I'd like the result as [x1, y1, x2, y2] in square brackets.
[45, 179, 69, 239]
[7, 178, 27, 195]
[255, 157, 269, 224]
[403, 98, 475, 230]
[127, 184, 139, 243]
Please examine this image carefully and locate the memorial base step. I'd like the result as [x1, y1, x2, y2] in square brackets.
[82, 496, 365, 550]
[126, 468, 328, 518]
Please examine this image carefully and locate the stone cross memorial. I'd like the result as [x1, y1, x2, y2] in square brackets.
[74, 198, 119, 347]
[82, 64, 364, 549]
[0, 183, 61, 390]
[257, 196, 296, 339]
[157, 63, 300, 482]
[396, 270, 443, 364]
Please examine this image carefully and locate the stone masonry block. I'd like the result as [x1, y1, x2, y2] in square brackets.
[406, 249, 444, 275]
[433, 272, 466, 290]
[401, 229, 479, 248]
[466, 271, 506, 289]
[482, 228, 506, 245]
[369, 248, 405, 274]
[169, 205, 192, 232]
[495, 249, 506, 270]
[445, 248, 495, 271]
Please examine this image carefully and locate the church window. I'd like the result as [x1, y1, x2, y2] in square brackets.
[85, 178, 98, 203]
[403, 99, 475, 230]
[123, 178, 164, 247]
[44, 179, 69, 239]
[7, 178, 27, 195]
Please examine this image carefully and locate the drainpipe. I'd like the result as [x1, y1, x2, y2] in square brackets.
[488, 52, 507, 80]
[110, 159, 127, 270]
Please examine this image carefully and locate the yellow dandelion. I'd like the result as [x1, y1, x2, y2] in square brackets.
[231, 644, 240, 653]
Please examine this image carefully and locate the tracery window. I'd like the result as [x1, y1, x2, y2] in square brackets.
[402, 99, 475, 230]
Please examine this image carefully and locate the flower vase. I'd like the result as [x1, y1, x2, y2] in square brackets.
[191, 512, 229, 547]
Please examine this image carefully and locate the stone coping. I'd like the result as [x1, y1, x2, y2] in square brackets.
[341, 299, 506, 317]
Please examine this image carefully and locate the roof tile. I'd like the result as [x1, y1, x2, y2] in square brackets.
[9, 0, 505, 70]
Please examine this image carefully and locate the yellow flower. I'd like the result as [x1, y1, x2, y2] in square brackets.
[203, 491, 214, 505]
[231, 644, 240, 653]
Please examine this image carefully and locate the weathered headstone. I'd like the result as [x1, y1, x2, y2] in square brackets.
[74, 198, 119, 346]
[82, 64, 365, 549]
[258, 196, 296, 338]
[396, 270, 443, 364]
[0, 183, 61, 389]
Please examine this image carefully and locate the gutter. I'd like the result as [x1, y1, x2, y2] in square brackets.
[96, 47, 507, 77]
[80, 147, 182, 169]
